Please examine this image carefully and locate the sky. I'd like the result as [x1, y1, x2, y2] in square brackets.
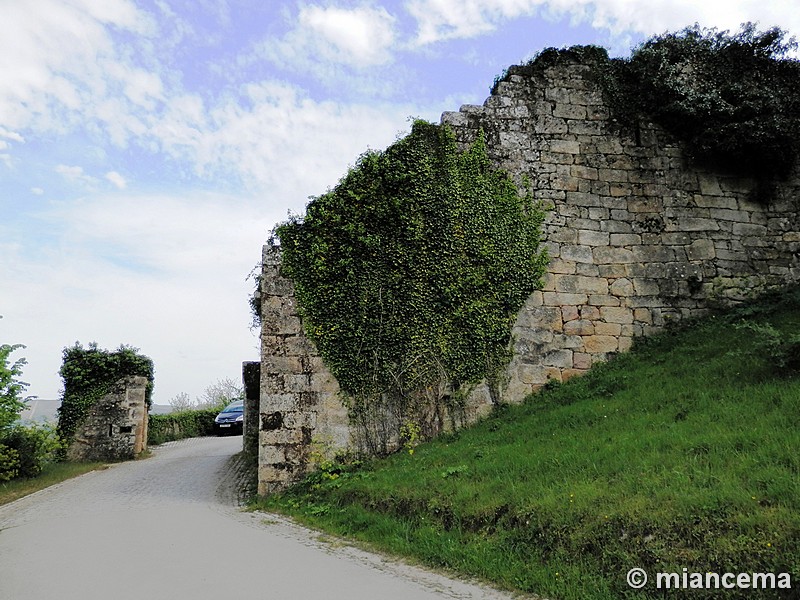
[2, 0, 799, 407]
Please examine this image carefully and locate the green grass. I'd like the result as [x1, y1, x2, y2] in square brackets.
[0, 461, 105, 506]
[253, 289, 800, 599]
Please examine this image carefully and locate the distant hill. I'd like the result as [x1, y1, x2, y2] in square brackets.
[19, 400, 173, 423]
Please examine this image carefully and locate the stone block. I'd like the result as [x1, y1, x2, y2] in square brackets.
[553, 333, 585, 349]
[261, 355, 304, 374]
[609, 277, 634, 297]
[573, 352, 593, 369]
[560, 245, 594, 263]
[554, 274, 609, 295]
[516, 306, 563, 331]
[600, 307, 634, 324]
[562, 305, 579, 322]
[553, 103, 587, 120]
[609, 234, 641, 246]
[732, 223, 768, 237]
[628, 199, 660, 213]
[594, 322, 622, 336]
[598, 168, 628, 182]
[673, 218, 721, 232]
[661, 232, 691, 245]
[631, 278, 660, 296]
[593, 247, 635, 264]
[579, 305, 600, 320]
[564, 319, 595, 335]
[582, 335, 619, 353]
[633, 308, 652, 324]
[519, 365, 563, 385]
[687, 239, 716, 261]
[598, 264, 628, 278]
[260, 428, 305, 445]
[262, 394, 299, 412]
[578, 230, 610, 247]
[576, 263, 600, 276]
[632, 245, 675, 263]
[550, 140, 581, 154]
[571, 165, 599, 180]
[550, 259, 577, 274]
[542, 349, 574, 368]
[542, 292, 589, 306]
[588, 295, 621, 306]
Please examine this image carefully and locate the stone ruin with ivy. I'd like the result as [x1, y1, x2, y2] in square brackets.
[254, 29, 800, 495]
[58, 344, 154, 462]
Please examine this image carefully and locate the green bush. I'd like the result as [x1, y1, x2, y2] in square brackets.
[0, 443, 20, 481]
[0, 422, 64, 479]
[148, 408, 218, 445]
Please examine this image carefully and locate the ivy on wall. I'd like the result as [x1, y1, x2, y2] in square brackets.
[57, 342, 154, 449]
[277, 121, 547, 452]
[496, 24, 800, 194]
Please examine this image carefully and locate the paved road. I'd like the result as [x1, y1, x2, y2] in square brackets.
[0, 437, 515, 600]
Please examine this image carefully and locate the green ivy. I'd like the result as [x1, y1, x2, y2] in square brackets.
[57, 342, 155, 449]
[276, 121, 547, 451]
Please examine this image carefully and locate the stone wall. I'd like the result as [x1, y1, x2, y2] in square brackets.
[441, 53, 800, 400]
[242, 361, 260, 457]
[257, 54, 800, 493]
[66, 376, 149, 462]
[258, 246, 351, 495]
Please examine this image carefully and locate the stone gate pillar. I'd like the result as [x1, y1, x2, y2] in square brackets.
[258, 246, 351, 495]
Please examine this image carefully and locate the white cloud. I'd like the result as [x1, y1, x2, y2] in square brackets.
[265, 4, 397, 69]
[0, 192, 273, 403]
[405, 0, 800, 46]
[155, 81, 417, 200]
[298, 4, 398, 67]
[56, 164, 99, 187]
[31, 188, 45, 196]
[105, 171, 127, 189]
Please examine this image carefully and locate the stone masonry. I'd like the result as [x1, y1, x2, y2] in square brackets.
[441, 53, 800, 400]
[258, 53, 800, 493]
[258, 246, 351, 495]
[66, 376, 149, 462]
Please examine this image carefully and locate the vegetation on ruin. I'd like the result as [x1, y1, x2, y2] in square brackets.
[276, 120, 547, 452]
[254, 287, 800, 600]
[57, 342, 154, 451]
[497, 24, 800, 195]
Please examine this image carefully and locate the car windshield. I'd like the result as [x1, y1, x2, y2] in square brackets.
[221, 402, 243, 413]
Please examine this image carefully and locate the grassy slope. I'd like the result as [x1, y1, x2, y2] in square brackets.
[255, 290, 800, 599]
[0, 461, 104, 506]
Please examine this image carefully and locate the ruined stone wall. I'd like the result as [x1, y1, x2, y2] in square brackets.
[242, 361, 260, 457]
[257, 55, 800, 493]
[258, 246, 351, 495]
[441, 54, 800, 400]
[66, 376, 148, 462]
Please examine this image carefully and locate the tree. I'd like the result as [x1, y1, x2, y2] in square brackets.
[0, 342, 30, 431]
[168, 392, 194, 411]
[196, 378, 243, 410]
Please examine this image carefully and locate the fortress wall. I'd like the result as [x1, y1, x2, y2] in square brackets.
[441, 56, 800, 399]
[257, 56, 800, 493]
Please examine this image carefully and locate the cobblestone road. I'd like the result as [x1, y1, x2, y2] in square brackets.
[0, 437, 515, 600]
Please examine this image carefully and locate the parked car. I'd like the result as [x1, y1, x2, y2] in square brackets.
[213, 399, 244, 435]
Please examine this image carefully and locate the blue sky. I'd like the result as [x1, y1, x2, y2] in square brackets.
[2, 0, 799, 406]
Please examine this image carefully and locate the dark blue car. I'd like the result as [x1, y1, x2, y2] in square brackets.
[213, 399, 244, 435]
